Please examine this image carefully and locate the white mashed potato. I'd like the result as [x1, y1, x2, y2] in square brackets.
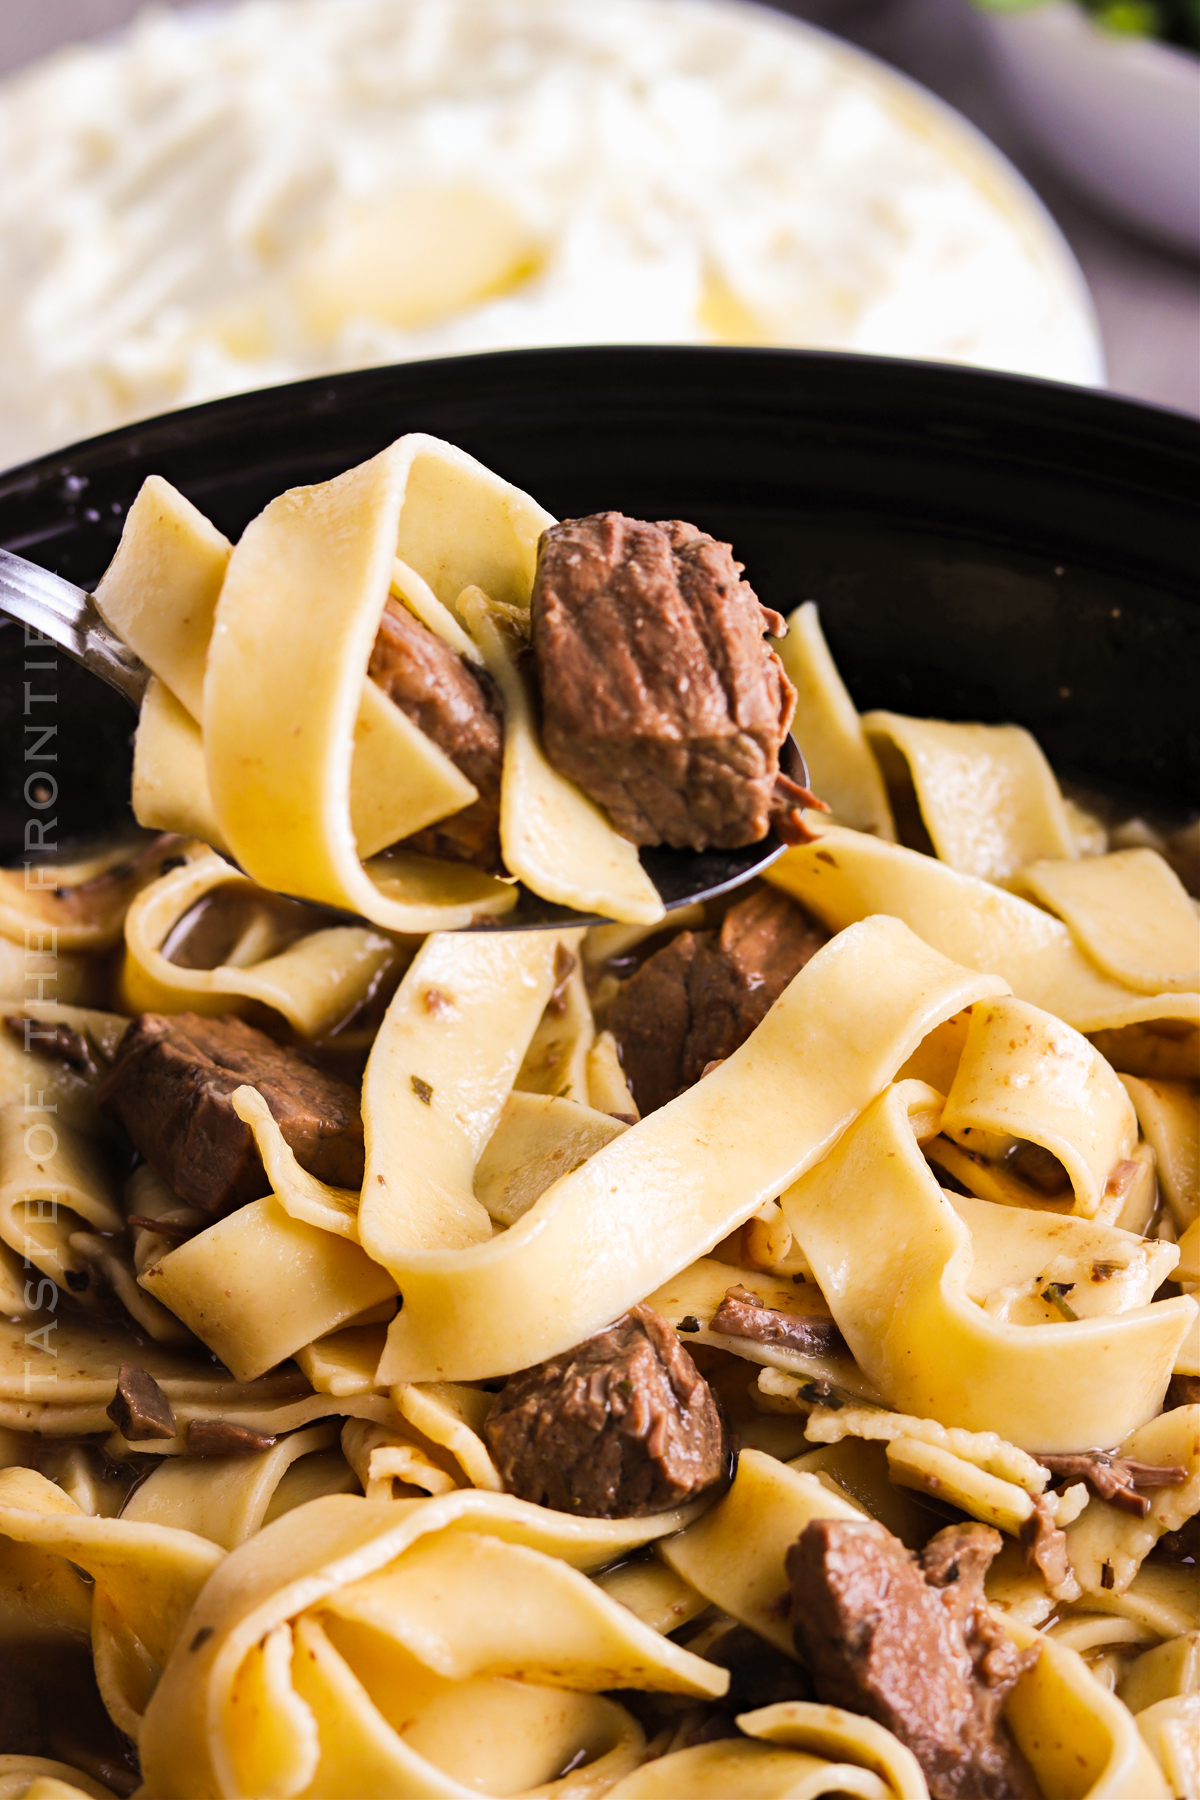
[0, 0, 1101, 466]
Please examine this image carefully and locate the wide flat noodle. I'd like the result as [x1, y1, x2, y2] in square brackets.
[138, 1488, 716, 1799]
[661, 1449, 865, 1654]
[359, 927, 573, 1263]
[605, 1738, 894, 1798]
[0, 1311, 310, 1439]
[349, 675, 480, 861]
[946, 1191, 1177, 1324]
[514, 957, 596, 1102]
[0, 1106, 121, 1303]
[1062, 1405, 1200, 1599]
[366, 917, 1006, 1384]
[295, 1624, 645, 1798]
[1136, 1696, 1200, 1799]
[1001, 1619, 1171, 1800]
[0, 837, 184, 957]
[1012, 850, 1200, 996]
[939, 996, 1137, 1218]
[122, 1422, 351, 1548]
[120, 851, 399, 1037]
[460, 588, 664, 925]
[1119, 1075, 1199, 1231]
[92, 474, 231, 722]
[134, 674, 478, 868]
[740, 1703, 929, 1800]
[474, 1091, 628, 1227]
[772, 604, 895, 838]
[861, 711, 1076, 881]
[924, 1134, 1157, 1234]
[767, 827, 1199, 1038]
[0, 1466, 223, 1740]
[778, 1081, 1195, 1450]
[1116, 1634, 1200, 1715]
[391, 1383, 502, 1493]
[204, 434, 548, 930]
[0, 1759, 117, 1800]
[132, 679, 231, 854]
[141, 1195, 398, 1383]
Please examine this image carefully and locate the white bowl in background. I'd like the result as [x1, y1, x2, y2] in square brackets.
[974, 1, 1200, 255]
[0, 0, 1104, 467]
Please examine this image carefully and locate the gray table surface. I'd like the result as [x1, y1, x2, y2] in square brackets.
[2, 0, 1197, 415]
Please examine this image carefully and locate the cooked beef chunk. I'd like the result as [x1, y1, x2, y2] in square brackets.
[368, 596, 505, 870]
[484, 1304, 726, 1517]
[710, 1285, 847, 1358]
[531, 513, 812, 849]
[97, 1012, 364, 1214]
[1018, 1495, 1074, 1595]
[788, 1519, 1040, 1800]
[1033, 1450, 1189, 1518]
[606, 887, 828, 1113]
[186, 1419, 277, 1456]
[106, 1362, 176, 1441]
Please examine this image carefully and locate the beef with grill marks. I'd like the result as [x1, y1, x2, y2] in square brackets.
[531, 512, 815, 850]
[605, 886, 828, 1114]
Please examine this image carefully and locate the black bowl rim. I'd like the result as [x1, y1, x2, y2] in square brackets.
[2, 341, 1198, 505]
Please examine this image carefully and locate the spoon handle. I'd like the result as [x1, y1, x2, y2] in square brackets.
[0, 546, 148, 711]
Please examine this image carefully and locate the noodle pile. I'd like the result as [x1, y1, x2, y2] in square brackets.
[0, 440, 1195, 1800]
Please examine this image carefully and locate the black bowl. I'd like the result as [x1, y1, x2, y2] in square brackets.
[1, 346, 1197, 879]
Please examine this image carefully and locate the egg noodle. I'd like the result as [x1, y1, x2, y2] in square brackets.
[0, 439, 1196, 1800]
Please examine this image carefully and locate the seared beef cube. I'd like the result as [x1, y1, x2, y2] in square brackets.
[531, 513, 806, 850]
[788, 1520, 1040, 1800]
[606, 887, 828, 1114]
[368, 597, 504, 871]
[98, 1012, 364, 1214]
[484, 1304, 726, 1517]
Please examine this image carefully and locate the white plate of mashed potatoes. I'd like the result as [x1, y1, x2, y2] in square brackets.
[0, 0, 1103, 467]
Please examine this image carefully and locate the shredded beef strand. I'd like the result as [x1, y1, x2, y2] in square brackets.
[1018, 1495, 1075, 1595]
[1033, 1450, 1188, 1518]
[710, 1285, 847, 1357]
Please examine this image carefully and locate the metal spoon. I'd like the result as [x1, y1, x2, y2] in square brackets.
[0, 544, 803, 928]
